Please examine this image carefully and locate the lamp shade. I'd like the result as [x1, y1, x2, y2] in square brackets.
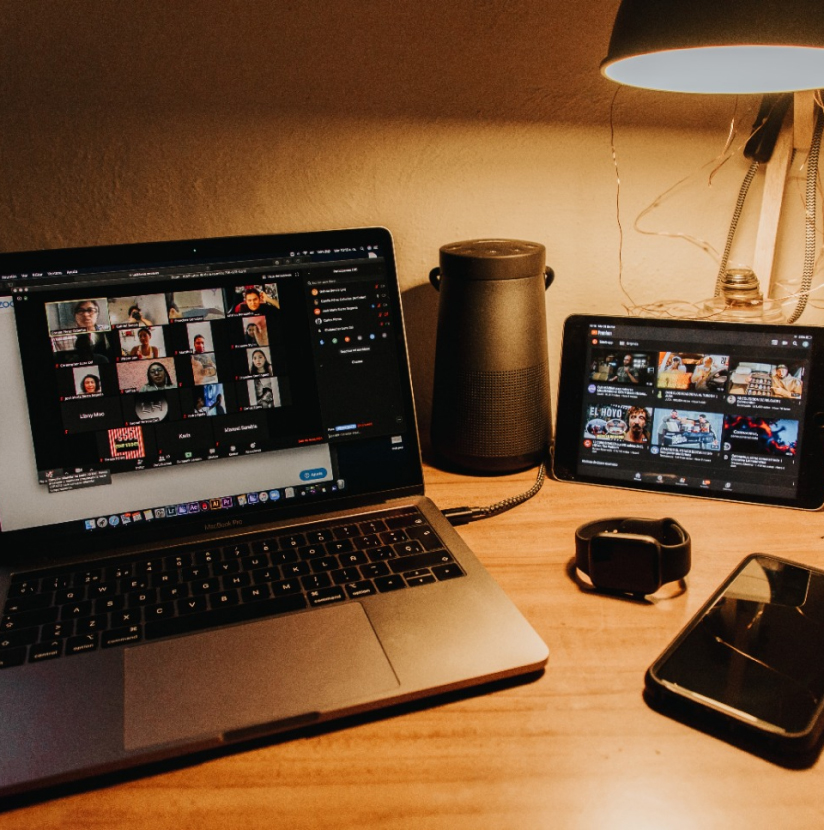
[602, 0, 824, 93]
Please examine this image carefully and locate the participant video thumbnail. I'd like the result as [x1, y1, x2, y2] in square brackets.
[584, 403, 651, 444]
[656, 352, 730, 393]
[589, 349, 655, 386]
[723, 415, 798, 456]
[728, 360, 804, 399]
[166, 288, 226, 322]
[119, 326, 167, 359]
[652, 408, 722, 451]
[51, 331, 118, 366]
[117, 358, 178, 393]
[46, 298, 112, 335]
[227, 284, 280, 316]
[107, 295, 170, 328]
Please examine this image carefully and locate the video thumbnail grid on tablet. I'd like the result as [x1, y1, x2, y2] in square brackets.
[41, 284, 288, 475]
[583, 347, 805, 471]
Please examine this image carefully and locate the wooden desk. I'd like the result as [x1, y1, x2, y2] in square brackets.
[3, 465, 823, 828]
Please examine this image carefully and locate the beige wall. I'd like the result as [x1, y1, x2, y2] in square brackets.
[1, 1, 821, 437]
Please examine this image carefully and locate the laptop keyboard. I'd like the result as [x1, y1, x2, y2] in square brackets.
[0, 507, 465, 670]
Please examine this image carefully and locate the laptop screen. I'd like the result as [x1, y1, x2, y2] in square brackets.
[0, 228, 422, 555]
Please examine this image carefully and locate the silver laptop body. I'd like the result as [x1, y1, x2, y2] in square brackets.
[0, 228, 547, 799]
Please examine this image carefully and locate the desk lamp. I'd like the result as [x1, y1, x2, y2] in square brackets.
[600, 0, 824, 322]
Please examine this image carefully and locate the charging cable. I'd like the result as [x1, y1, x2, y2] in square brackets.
[442, 462, 546, 525]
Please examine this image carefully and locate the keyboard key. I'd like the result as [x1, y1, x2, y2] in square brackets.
[112, 609, 142, 627]
[405, 525, 443, 549]
[307, 587, 346, 606]
[66, 634, 98, 655]
[331, 567, 361, 584]
[361, 562, 390, 579]
[241, 585, 272, 603]
[252, 566, 281, 584]
[151, 571, 180, 588]
[252, 538, 278, 555]
[433, 564, 465, 581]
[301, 573, 332, 591]
[41, 621, 72, 640]
[30, 640, 63, 662]
[393, 541, 424, 557]
[406, 574, 437, 587]
[359, 519, 386, 534]
[344, 581, 376, 599]
[3, 606, 58, 630]
[355, 534, 382, 549]
[271, 579, 302, 597]
[3, 592, 52, 615]
[283, 562, 310, 578]
[164, 553, 191, 570]
[102, 626, 142, 648]
[0, 627, 39, 649]
[6, 579, 40, 598]
[177, 597, 208, 615]
[384, 513, 425, 530]
[209, 590, 240, 610]
[145, 593, 307, 640]
[128, 589, 158, 608]
[159, 584, 189, 601]
[389, 551, 454, 574]
[191, 578, 221, 596]
[367, 546, 395, 562]
[41, 574, 72, 591]
[375, 575, 405, 593]
[0, 646, 27, 669]
[75, 615, 106, 634]
[222, 543, 249, 560]
[305, 529, 334, 544]
[143, 602, 177, 620]
[297, 544, 326, 559]
[222, 573, 251, 590]
[55, 587, 85, 604]
[310, 557, 339, 573]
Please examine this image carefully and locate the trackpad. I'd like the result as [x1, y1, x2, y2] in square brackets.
[124, 603, 399, 751]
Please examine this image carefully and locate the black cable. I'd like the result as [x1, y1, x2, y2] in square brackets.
[787, 106, 824, 324]
[442, 462, 546, 526]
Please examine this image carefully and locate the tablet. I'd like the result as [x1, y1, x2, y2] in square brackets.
[553, 315, 824, 509]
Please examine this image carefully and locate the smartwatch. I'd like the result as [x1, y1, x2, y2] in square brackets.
[574, 517, 691, 596]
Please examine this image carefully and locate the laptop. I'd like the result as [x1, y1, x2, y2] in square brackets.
[0, 227, 548, 799]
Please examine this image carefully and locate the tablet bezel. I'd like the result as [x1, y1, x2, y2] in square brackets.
[552, 314, 824, 510]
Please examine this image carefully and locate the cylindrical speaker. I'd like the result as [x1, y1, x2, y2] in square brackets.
[429, 239, 554, 473]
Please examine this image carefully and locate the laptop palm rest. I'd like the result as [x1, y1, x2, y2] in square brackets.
[124, 603, 399, 751]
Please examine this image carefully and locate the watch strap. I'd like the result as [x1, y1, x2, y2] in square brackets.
[575, 517, 691, 587]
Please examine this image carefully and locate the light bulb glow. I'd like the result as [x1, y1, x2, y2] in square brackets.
[602, 46, 824, 93]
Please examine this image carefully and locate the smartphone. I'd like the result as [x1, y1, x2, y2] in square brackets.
[645, 554, 824, 756]
[553, 314, 824, 509]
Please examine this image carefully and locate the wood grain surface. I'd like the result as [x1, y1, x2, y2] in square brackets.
[3, 464, 822, 829]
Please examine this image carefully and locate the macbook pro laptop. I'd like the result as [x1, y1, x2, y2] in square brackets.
[0, 227, 548, 799]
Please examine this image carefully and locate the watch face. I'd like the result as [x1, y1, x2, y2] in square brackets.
[589, 533, 662, 595]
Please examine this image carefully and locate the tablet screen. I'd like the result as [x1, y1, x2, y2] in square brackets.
[553, 315, 824, 509]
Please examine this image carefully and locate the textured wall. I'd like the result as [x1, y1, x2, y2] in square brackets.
[1, 1, 820, 437]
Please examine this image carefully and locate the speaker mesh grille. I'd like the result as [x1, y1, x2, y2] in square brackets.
[433, 361, 550, 457]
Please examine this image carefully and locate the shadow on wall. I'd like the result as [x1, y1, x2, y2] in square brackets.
[402, 282, 441, 457]
[0, 0, 732, 130]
